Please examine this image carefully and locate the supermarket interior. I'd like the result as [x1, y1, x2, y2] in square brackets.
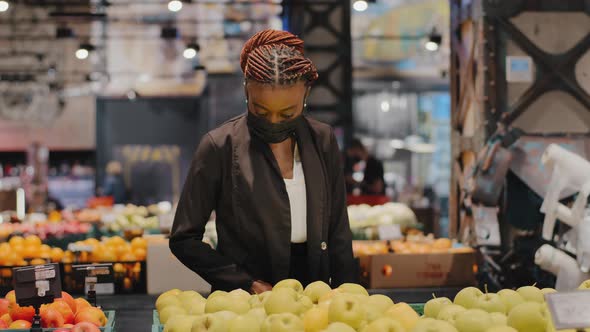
[0, 0, 590, 331]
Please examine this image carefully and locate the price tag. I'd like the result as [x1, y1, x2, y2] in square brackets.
[378, 224, 403, 240]
[546, 291, 590, 329]
[85, 283, 114, 295]
[35, 268, 55, 281]
[506, 56, 533, 82]
[68, 244, 93, 252]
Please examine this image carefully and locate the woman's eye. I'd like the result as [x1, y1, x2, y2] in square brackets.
[281, 113, 294, 119]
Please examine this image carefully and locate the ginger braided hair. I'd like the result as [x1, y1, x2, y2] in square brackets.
[240, 29, 319, 86]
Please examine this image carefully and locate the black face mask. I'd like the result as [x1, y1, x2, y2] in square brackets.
[247, 111, 304, 144]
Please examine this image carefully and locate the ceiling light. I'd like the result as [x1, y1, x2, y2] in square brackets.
[183, 42, 200, 59]
[380, 100, 390, 113]
[168, 0, 182, 12]
[127, 90, 138, 100]
[425, 28, 442, 52]
[0, 1, 9, 12]
[75, 43, 94, 60]
[353, 0, 368, 12]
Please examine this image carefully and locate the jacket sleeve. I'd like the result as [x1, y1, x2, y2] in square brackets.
[169, 134, 254, 291]
[327, 131, 358, 286]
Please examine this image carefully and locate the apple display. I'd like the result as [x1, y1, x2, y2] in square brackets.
[437, 304, 467, 325]
[265, 288, 306, 315]
[328, 293, 366, 330]
[365, 295, 395, 322]
[337, 283, 369, 297]
[249, 295, 263, 308]
[50, 300, 75, 325]
[0, 319, 7, 329]
[41, 307, 65, 328]
[261, 313, 304, 332]
[164, 315, 200, 332]
[412, 317, 458, 332]
[71, 321, 102, 332]
[0, 299, 8, 317]
[541, 288, 556, 295]
[58, 291, 77, 313]
[516, 286, 544, 303]
[74, 298, 92, 314]
[246, 308, 267, 325]
[179, 291, 205, 305]
[485, 327, 518, 332]
[497, 290, 525, 313]
[191, 312, 232, 332]
[361, 317, 406, 332]
[1, 313, 12, 326]
[229, 315, 262, 332]
[475, 293, 507, 314]
[156, 295, 183, 313]
[454, 309, 492, 332]
[489, 312, 507, 326]
[205, 293, 250, 314]
[8, 302, 35, 322]
[230, 289, 252, 302]
[424, 297, 452, 318]
[384, 302, 419, 330]
[274, 279, 304, 294]
[9, 320, 32, 329]
[304, 281, 332, 304]
[303, 307, 329, 332]
[322, 322, 356, 332]
[74, 307, 108, 327]
[506, 302, 547, 332]
[454, 287, 484, 309]
[207, 291, 228, 300]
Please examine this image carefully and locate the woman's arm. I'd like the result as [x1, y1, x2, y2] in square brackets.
[169, 134, 254, 291]
[327, 131, 358, 286]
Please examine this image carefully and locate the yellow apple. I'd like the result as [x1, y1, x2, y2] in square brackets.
[507, 302, 547, 332]
[275, 279, 304, 294]
[337, 283, 369, 297]
[304, 281, 332, 304]
[303, 307, 329, 332]
[262, 313, 304, 332]
[384, 302, 419, 330]
[454, 309, 492, 332]
[328, 294, 366, 330]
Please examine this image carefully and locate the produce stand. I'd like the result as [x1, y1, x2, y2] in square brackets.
[3, 311, 116, 332]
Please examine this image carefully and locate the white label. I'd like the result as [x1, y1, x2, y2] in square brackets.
[68, 244, 93, 252]
[378, 224, 403, 240]
[35, 269, 55, 280]
[506, 56, 534, 82]
[546, 291, 590, 329]
[473, 206, 501, 246]
[85, 283, 115, 295]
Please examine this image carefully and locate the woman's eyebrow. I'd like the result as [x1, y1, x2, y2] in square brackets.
[253, 102, 297, 112]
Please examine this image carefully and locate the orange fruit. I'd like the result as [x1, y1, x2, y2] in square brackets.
[50, 248, 64, 263]
[30, 258, 47, 266]
[39, 244, 51, 254]
[115, 244, 130, 258]
[432, 238, 452, 250]
[119, 252, 137, 262]
[11, 245, 25, 257]
[113, 263, 125, 273]
[22, 246, 38, 259]
[130, 237, 147, 250]
[133, 248, 146, 261]
[8, 236, 24, 248]
[105, 236, 126, 248]
[24, 235, 42, 248]
[100, 250, 117, 262]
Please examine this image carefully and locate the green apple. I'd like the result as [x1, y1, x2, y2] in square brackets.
[437, 304, 467, 325]
[384, 302, 420, 330]
[303, 307, 329, 332]
[156, 289, 182, 309]
[191, 312, 235, 332]
[361, 317, 406, 332]
[424, 297, 453, 318]
[490, 312, 507, 326]
[156, 295, 183, 313]
[321, 322, 356, 332]
[454, 287, 484, 309]
[454, 309, 492, 332]
[578, 279, 590, 289]
[246, 308, 267, 325]
[205, 293, 250, 314]
[337, 283, 369, 296]
[497, 290, 525, 312]
[178, 290, 205, 304]
[262, 313, 304, 332]
[413, 317, 458, 332]
[187, 301, 206, 315]
[229, 315, 261, 332]
[516, 286, 544, 303]
[159, 306, 187, 324]
[265, 288, 300, 314]
[304, 281, 332, 304]
[541, 288, 556, 295]
[230, 289, 252, 302]
[274, 279, 304, 294]
[364, 295, 395, 322]
[485, 327, 518, 332]
[328, 293, 366, 330]
[207, 290, 228, 300]
[163, 314, 199, 332]
[474, 293, 507, 314]
[506, 302, 547, 332]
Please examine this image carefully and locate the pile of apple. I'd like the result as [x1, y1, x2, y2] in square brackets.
[157, 279, 424, 332]
[0, 290, 108, 331]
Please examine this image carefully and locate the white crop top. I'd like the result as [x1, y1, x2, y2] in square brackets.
[284, 144, 307, 243]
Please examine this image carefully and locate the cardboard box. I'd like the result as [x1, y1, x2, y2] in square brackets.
[359, 251, 476, 288]
[147, 239, 211, 295]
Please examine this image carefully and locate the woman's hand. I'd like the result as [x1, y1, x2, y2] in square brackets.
[250, 280, 273, 294]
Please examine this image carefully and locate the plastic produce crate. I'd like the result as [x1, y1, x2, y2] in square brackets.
[2, 310, 115, 332]
[62, 261, 147, 295]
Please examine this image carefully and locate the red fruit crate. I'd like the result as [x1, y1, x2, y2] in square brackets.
[61, 261, 147, 295]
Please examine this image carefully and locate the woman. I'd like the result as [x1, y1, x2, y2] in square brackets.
[170, 29, 356, 294]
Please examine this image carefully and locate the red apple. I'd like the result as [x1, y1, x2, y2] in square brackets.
[58, 292, 77, 313]
[8, 302, 35, 322]
[9, 320, 32, 329]
[41, 307, 65, 328]
[63, 323, 74, 328]
[74, 307, 107, 327]
[1, 313, 12, 326]
[5, 291, 15, 304]
[50, 300, 75, 325]
[0, 298, 8, 317]
[0, 319, 7, 329]
[71, 321, 101, 332]
[74, 298, 92, 314]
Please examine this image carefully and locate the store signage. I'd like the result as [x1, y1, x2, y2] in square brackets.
[506, 56, 534, 83]
[546, 291, 590, 329]
[378, 224, 403, 240]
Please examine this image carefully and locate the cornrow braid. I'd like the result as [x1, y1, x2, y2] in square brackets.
[240, 29, 319, 85]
